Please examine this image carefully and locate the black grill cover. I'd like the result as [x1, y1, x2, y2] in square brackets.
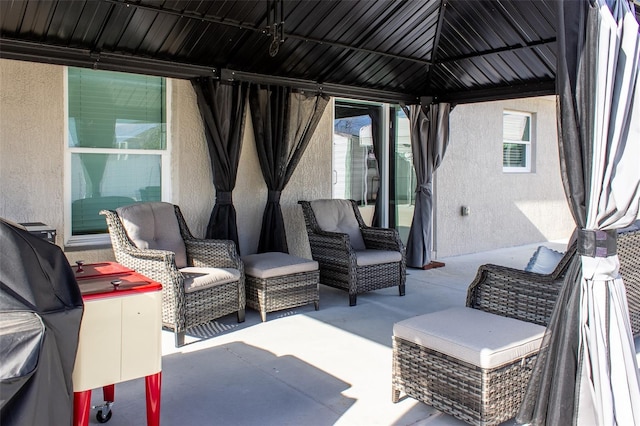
[0, 218, 83, 426]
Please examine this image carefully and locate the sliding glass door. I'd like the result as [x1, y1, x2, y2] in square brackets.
[333, 100, 416, 243]
[333, 100, 383, 226]
[389, 107, 414, 244]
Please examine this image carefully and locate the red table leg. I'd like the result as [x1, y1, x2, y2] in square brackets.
[73, 390, 92, 426]
[103, 384, 115, 402]
[145, 372, 162, 426]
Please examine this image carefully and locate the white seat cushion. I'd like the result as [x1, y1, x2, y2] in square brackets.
[355, 249, 402, 266]
[117, 202, 188, 268]
[393, 307, 545, 369]
[180, 267, 241, 293]
[310, 199, 366, 250]
[242, 252, 318, 279]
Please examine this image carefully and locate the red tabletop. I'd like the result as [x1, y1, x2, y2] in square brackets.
[73, 261, 133, 279]
[72, 262, 161, 301]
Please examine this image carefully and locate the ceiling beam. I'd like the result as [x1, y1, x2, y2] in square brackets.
[102, 0, 432, 66]
[436, 38, 556, 65]
[427, 0, 449, 85]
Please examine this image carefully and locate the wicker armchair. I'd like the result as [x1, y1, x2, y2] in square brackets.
[465, 242, 577, 327]
[467, 225, 640, 333]
[392, 245, 578, 426]
[101, 202, 245, 347]
[299, 199, 406, 306]
[392, 226, 640, 426]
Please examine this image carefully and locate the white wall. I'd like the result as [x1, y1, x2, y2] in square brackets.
[173, 83, 333, 258]
[0, 61, 74, 248]
[434, 97, 574, 257]
[1, 58, 571, 264]
[0, 59, 331, 263]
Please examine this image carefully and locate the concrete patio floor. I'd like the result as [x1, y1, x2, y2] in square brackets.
[86, 239, 622, 426]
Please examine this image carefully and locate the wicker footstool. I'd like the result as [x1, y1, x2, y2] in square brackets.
[242, 252, 320, 322]
[392, 307, 545, 426]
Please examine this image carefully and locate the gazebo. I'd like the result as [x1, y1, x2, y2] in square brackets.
[1, 1, 639, 424]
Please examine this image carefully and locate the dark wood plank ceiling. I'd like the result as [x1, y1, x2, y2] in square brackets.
[1, 0, 638, 104]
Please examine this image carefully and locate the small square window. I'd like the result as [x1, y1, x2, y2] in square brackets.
[503, 111, 532, 173]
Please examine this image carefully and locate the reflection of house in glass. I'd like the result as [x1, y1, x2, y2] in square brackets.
[394, 114, 414, 207]
[115, 121, 164, 150]
[332, 126, 378, 206]
[69, 118, 163, 207]
[333, 113, 378, 206]
[333, 103, 415, 235]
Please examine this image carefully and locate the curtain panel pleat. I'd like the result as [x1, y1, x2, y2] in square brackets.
[517, 1, 640, 424]
[403, 103, 450, 269]
[191, 78, 247, 250]
[249, 84, 329, 253]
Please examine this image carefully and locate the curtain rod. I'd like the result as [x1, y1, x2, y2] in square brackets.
[219, 69, 419, 104]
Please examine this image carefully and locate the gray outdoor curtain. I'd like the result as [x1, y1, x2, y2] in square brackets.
[517, 0, 640, 424]
[402, 103, 450, 269]
[192, 78, 247, 250]
[249, 84, 329, 253]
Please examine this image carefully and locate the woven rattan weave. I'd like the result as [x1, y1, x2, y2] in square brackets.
[101, 205, 246, 347]
[299, 200, 406, 306]
[466, 227, 640, 334]
[246, 270, 320, 322]
[618, 226, 640, 335]
[392, 226, 640, 426]
[392, 337, 537, 426]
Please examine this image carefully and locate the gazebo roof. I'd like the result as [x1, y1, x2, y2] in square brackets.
[1, 0, 638, 104]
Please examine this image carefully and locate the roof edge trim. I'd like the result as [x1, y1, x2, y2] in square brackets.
[0, 37, 419, 104]
[0, 38, 217, 80]
[436, 81, 556, 104]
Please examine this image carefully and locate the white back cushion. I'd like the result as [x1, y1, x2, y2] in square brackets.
[524, 246, 564, 274]
[310, 199, 366, 250]
[116, 202, 188, 268]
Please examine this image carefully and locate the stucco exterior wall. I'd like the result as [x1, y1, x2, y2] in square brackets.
[433, 97, 574, 257]
[170, 79, 215, 238]
[171, 80, 332, 258]
[1, 58, 571, 264]
[0, 60, 66, 240]
[0, 59, 331, 263]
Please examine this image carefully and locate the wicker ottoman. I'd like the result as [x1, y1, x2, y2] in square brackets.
[242, 252, 320, 322]
[392, 307, 545, 426]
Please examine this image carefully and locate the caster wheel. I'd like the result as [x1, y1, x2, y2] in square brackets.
[96, 409, 112, 423]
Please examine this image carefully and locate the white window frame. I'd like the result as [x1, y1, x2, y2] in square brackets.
[502, 110, 532, 173]
[63, 67, 172, 248]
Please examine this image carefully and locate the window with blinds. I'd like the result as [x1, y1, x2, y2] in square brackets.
[66, 68, 168, 243]
[502, 111, 532, 173]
